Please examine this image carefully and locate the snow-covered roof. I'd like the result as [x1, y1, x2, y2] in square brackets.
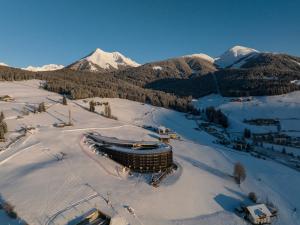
[158, 126, 167, 130]
[88, 133, 172, 154]
[246, 204, 272, 220]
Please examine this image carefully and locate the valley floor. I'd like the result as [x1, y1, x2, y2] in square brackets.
[0, 80, 299, 225]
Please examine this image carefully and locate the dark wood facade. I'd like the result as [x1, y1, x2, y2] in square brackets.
[96, 145, 173, 173]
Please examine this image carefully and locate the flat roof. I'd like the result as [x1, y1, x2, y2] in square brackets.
[88, 133, 172, 155]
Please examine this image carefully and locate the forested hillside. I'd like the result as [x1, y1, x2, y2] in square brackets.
[1, 50, 300, 110]
[0, 66, 193, 112]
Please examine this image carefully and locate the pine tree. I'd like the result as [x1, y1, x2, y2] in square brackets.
[0, 128, 5, 141]
[0, 121, 8, 133]
[0, 111, 4, 122]
[244, 128, 251, 138]
[62, 96, 67, 105]
[89, 101, 95, 112]
[107, 104, 111, 118]
[38, 102, 46, 112]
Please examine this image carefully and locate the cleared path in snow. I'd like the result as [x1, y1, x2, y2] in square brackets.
[62, 124, 136, 133]
[0, 142, 40, 166]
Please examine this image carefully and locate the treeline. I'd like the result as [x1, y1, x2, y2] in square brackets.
[205, 106, 228, 128]
[43, 73, 193, 112]
[145, 74, 217, 98]
[0, 66, 193, 112]
[215, 68, 300, 97]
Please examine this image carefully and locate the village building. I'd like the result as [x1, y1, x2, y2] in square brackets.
[246, 204, 272, 224]
[159, 134, 171, 144]
[157, 126, 168, 135]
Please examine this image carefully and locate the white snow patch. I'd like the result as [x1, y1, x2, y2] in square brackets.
[153, 66, 163, 70]
[23, 64, 64, 72]
[183, 53, 215, 63]
[0, 62, 8, 67]
[291, 59, 300, 66]
[291, 80, 300, 85]
[215, 45, 259, 68]
[83, 48, 140, 70]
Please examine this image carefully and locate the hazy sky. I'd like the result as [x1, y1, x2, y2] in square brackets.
[0, 0, 299, 67]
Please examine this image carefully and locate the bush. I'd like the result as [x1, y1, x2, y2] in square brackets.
[7, 210, 18, 219]
[2, 202, 18, 218]
[248, 192, 257, 203]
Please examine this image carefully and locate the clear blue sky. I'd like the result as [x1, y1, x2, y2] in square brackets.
[0, 0, 299, 67]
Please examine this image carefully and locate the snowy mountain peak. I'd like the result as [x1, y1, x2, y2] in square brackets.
[82, 48, 140, 70]
[22, 64, 64, 72]
[183, 53, 215, 63]
[215, 45, 259, 68]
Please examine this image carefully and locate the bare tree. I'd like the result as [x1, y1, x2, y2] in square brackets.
[233, 162, 246, 185]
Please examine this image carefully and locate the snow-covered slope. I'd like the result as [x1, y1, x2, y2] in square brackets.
[0, 62, 8, 67]
[68, 48, 140, 72]
[215, 46, 259, 68]
[22, 64, 64, 72]
[0, 80, 300, 225]
[194, 92, 300, 137]
[183, 53, 215, 63]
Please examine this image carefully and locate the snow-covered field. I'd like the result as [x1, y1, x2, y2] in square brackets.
[0, 80, 300, 225]
[194, 93, 300, 136]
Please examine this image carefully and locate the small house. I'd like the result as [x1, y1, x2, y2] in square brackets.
[169, 132, 178, 139]
[246, 204, 272, 224]
[159, 135, 170, 144]
[158, 126, 168, 135]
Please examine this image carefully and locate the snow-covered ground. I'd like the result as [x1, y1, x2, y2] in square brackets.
[194, 93, 300, 136]
[0, 80, 299, 225]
